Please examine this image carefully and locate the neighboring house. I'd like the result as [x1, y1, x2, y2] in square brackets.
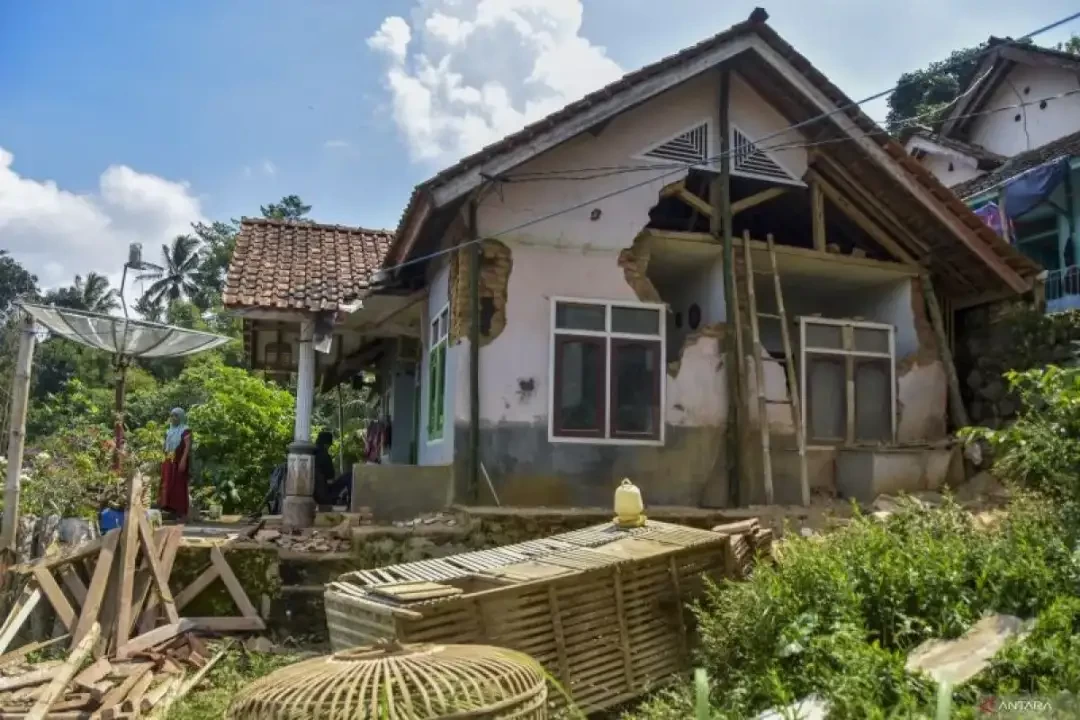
[903, 39, 1080, 311]
[226, 9, 1039, 518]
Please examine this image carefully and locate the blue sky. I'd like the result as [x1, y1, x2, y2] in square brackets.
[2, 0, 1078, 289]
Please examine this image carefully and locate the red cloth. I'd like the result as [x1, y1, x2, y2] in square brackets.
[159, 429, 191, 518]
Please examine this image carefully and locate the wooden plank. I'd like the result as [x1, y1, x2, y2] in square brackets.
[116, 623, 182, 659]
[184, 616, 264, 633]
[128, 527, 169, 636]
[57, 566, 87, 608]
[113, 478, 144, 651]
[810, 177, 826, 252]
[172, 565, 220, 613]
[766, 234, 809, 507]
[71, 529, 119, 649]
[118, 669, 154, 714]
[0, 585, 42, 655]
[24, 622, 99, 720]
[676, 188, 713, 217]
[0, 667, 53, 693]
[922, 273, 971, 428]
[732, 186, 789, 216]
[843, 325, 856, 445]
[136, 516, 178, 624]
[10, 537, 105, 575]
[611, 566, 635, 692]
[30, 568, 76, 632]
[98, 663, 151, 714]
[742, 230, 774, 505]
[809, 170, 918, 266]
[209, 548, 259, 619]
[0, 634, 68, 670]
[72, 658, 112, 688]
[137, 528, 181, 634]
[141, 675, 179, 714]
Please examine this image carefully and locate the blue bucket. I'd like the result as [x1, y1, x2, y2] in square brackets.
[99, 508, 124, 532]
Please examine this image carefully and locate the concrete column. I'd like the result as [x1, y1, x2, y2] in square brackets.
[294, 320, 315, 443]
[284, 319, 316, 528]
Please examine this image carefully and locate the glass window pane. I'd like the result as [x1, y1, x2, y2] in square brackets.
[807, 357, 845, 440]
[555, 338, 605, 434]
[805, 323, 842, 349]
[855, 359, 891, 442]
[612, 306, 660, 335]
[854, 327, 889, 354]
[555, 302, 606, 331]
[611, 341, 660, 437]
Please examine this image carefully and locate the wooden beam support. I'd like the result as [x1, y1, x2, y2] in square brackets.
[810, 177, 826, 252]
[921, 274, 971, 428]
[31, 567, 76, 632]
[71, 529, 119, 649]
[732, 186, 790, 216]
[808, 169, 918, 266]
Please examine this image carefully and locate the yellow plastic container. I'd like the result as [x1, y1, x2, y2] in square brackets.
[613, 478, 646, 528]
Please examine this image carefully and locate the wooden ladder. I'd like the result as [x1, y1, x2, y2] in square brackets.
[739, 230, 809, 506]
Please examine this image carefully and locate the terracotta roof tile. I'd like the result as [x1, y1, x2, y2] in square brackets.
[224, 218, 393, 311]
[950, 129, 1080, 199]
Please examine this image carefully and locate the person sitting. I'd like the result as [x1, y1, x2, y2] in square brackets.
[313, 430, 352, 508]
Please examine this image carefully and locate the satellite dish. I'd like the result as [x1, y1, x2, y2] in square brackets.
[18, 302, 234, 468]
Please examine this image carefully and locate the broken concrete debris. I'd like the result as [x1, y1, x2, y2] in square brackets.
[756, 694, 829, 720]
[906, 614, 1032, 686]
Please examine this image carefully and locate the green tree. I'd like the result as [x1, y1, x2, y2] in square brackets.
[0, 251, 38, 321]
[133, 293, 165, 323]
[1057, 35, 1080, 54]
[260, 195, 312, 220]
[44, 272, 120, 314]
[138, 234, 202, 307]
[190, 220, 239, 310]
[886, 44, 985, 134]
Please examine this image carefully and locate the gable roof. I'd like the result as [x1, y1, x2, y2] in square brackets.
[224, 218, 393, 312]
[902, 127, 1006, 170]
[951, 127, 1080, 200]
[939, 38, 1080, 140]
[386, 8, 1039, 298]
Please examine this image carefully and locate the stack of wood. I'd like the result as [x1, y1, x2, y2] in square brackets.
[711, 518, 774, 578]
[0, 631, 228, 719]
[0, 474, 265, 718]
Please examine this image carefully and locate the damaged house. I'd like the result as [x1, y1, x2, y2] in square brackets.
[225, 8, 1041, 523]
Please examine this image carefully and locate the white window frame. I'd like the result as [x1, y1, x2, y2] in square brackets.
[547, 297, 666, 446]
[798, 316, 896, 445]
[426, 303, 449, 445]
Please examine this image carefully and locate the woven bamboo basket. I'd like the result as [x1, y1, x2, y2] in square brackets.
[227, 641, 548, 719]
[326, 520, 735, 715]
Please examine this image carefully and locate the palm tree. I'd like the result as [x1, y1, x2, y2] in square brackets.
[45, 272, 120, 314]
[133, 293, 164, 323]
[138, 234, 202, 307]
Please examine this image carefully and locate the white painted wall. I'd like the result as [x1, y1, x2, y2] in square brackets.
[729, 72, 808, 182]
[968, 64, 1080, 158]
[477, 70, 809, 249]
[418, 263, 457, 465]
[920, 153, 985, 188]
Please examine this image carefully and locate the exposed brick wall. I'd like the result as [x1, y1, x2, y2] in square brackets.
[448, 239, 513, 346]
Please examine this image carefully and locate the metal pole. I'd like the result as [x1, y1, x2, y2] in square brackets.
[1, 315, 37, 554]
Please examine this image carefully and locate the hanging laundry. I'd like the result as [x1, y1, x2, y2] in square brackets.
[1002, 157, 1069, 219]
[973, 202, 1007, 237]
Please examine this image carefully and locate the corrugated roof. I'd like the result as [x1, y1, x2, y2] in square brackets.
[951, 128, 1080, 200]
[224, 218, 393, 311]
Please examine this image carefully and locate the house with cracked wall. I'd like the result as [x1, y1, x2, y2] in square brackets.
[225, 8, 1042, 522]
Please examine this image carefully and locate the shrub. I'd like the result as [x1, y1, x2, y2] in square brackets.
[626, 496, 1079, 719]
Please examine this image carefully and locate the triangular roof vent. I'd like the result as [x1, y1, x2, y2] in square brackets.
[731, 125, 802, 185]
[639, 121, 709, 164]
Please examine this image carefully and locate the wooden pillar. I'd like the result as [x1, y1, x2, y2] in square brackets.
[467, 197, 481, 504]
[1, 315, 37, 555]
[715, 65, 743, 507]
[810, 178, 826, 252]
[922, 274, 971, 429]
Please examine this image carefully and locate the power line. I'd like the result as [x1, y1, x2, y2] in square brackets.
[379, 9, 1080, 275]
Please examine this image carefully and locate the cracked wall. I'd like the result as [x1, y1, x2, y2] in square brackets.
[448, 238, 513, 347]
[896, 277, 948, 442]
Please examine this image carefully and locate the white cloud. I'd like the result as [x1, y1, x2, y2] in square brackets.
[261, 159, 277, 176]
[367, 0, 623, 163]
[323, 139, 352, 149]
[0, 146, 205, 290]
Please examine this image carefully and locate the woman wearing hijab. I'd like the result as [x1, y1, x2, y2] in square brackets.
[159, 407, 192, 520]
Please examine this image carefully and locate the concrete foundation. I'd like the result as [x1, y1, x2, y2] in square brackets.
[351, 463, 454, 521]
[283, 442, 316, 529]
[835, 445, 963, 503]
[454, 422, 727, 507]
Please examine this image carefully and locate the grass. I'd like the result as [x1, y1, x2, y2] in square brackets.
[166, 645, 306, 720]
